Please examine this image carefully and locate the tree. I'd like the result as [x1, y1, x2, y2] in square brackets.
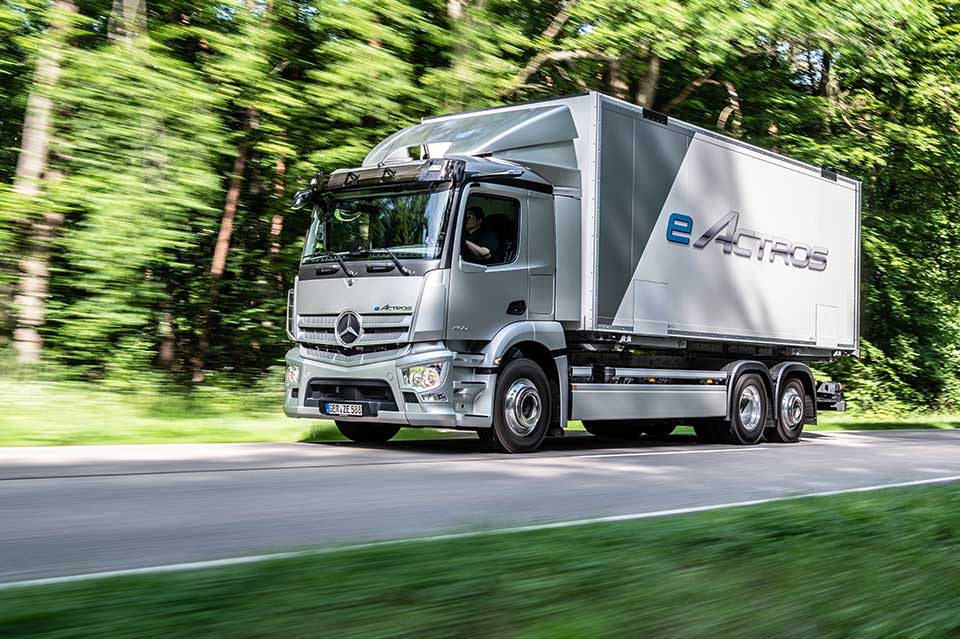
[9, 0, 77, 364]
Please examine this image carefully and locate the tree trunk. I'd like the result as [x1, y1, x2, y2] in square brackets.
[607, 57, 629, 100]
[193, 108, 258, 381]
[157, 310, 176, 368]
[12, 0, 77, 364]
[817, 50, 832, 97]
[269, 156, 286, 260]
[108, 0, 146, 43]
[210, 142, 249, 283]
[636, 54, 661, 107]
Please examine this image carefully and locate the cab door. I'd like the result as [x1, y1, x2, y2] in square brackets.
[447, 184, 528, 340]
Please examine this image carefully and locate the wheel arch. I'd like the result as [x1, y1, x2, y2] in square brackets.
[479, 322, 568, 428]
[769, 362, 817, 425]
[722, 360, 773, 422]
[500, 340, 564, 428]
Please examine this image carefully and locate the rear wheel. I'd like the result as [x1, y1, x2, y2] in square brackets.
[482, 358, 551, 453]
[335, 421, 401, 443]
[766, 379, 807, 443]
[718, 373, 768, 445]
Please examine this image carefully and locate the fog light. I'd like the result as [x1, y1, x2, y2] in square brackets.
[401, 362, 445, 392]
[285, 364, 300, 386]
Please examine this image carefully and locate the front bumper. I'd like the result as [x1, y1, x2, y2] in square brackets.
[284, 344, 495, 429]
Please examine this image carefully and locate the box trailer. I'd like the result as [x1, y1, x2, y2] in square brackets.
[284, 91, 859, 452]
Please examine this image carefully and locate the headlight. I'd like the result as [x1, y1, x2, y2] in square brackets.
[401, 362, 445, 392]
[285, 364, 300, 386]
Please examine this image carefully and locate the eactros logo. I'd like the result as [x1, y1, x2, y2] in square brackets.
[373, 304, 413, 312]
[666, 211, 828, 271]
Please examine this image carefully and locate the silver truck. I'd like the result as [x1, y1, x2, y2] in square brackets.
[284, 91, 859, 453]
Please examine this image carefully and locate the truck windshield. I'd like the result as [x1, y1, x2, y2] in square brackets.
[302, 186, 452, 263]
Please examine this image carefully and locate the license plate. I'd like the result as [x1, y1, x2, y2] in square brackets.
[325, 402, 363, 417]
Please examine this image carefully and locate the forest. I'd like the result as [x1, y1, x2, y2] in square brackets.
[1, 0, 959, 414]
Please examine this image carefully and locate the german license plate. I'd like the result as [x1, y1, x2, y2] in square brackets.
[325, 402, 363, 417]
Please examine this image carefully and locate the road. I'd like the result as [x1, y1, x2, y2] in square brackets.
[1, 429, 959, 583]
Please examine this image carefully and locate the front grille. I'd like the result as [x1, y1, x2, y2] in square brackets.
[304, 379, 399, 414]
[296, 313, 412, 347]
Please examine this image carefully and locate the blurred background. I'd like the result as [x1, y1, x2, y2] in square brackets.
[1, 0, 959, 424]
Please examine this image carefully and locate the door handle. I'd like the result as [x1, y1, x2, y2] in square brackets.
[507, 300, 526, 315]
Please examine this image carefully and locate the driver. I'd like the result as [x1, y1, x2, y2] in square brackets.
[462, 206, 499, 263]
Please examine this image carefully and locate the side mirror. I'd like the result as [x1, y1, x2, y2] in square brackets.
[290, 188, 314, 211]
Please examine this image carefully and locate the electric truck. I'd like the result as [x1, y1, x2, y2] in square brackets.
[284, 91, 858, 453]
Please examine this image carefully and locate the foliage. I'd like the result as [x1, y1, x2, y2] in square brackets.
[0, 0, 959, 412]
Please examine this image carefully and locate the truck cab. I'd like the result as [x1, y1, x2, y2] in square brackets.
[284, 156, 569, 452]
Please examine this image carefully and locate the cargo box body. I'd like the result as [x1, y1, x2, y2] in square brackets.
[588, 96, 860, 355]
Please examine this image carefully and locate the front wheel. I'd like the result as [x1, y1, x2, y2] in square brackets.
[482, 358, 551, 453]
[335, 421, 401, 443]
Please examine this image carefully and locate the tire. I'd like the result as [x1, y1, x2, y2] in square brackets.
[718, 373, 768, 445]
[483, 358, 552, 453]
[582, 420, 643, 439]
[766, 378, 807, 443]
[335, 421, 401, 443]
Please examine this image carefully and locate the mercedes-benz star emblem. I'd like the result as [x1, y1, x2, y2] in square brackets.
[335, 311, 363, 346]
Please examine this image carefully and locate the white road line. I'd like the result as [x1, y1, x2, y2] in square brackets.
[2, 473, 959, 592]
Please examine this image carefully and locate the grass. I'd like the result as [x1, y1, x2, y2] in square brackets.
[812, 412, 960, 430]
[1, 379, 957, 447]
[2, 483, 959, 638]
[0, 380, 447, 447]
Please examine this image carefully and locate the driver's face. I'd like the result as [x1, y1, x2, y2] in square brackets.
[465, 213, 480, 232]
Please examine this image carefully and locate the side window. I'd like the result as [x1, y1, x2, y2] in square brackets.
[461, 193, 520, 266]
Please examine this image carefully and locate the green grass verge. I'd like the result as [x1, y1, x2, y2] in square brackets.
[0, 380, 449, 447]
[812, 412, 960, 430]
[2, 379, 957, 447]
[3, 484, 959, 638]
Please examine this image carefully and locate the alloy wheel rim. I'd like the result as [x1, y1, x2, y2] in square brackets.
[780, 388, 804, 429]
[738, 385, 763, 431]
[504, 378, 542, 437]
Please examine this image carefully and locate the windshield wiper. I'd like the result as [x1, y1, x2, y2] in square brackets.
[381, 247, 413, 276]
[350, 248, 413, 276]
[304, 251, 357, 277]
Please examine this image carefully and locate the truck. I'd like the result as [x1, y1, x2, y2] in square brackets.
[283, 91, 859, 453]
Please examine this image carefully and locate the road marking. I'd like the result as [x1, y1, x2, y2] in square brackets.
[2, 473, 958, 592]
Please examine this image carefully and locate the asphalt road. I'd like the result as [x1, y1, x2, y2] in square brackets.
[2, 429, 960, 583]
